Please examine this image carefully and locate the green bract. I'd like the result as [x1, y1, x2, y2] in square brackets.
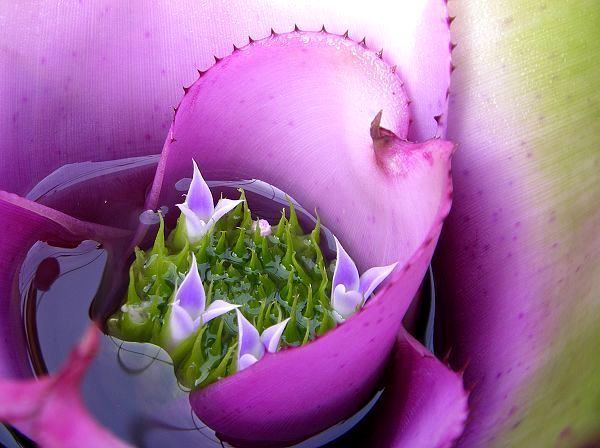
[108, 191, 336, 388]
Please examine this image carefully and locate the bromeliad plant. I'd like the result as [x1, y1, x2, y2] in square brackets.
[109, 160, 396, 388]
[0, 22, 459, 448]
[1, 1, 597, 448]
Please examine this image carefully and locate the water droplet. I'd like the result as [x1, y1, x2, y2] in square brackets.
[139, 209, 160, 225]
[175, 177, 192, 191]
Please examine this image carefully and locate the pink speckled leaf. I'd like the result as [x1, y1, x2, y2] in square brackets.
[436, 2, 600, 446]
[141, 31, 455, 445]
[0, 326, 131, 448]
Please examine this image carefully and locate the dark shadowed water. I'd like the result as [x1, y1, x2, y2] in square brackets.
[2, 157, 436, 448]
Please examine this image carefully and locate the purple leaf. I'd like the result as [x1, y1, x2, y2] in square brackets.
[0, 1, 458, 446]
[0, 1, 450, 199]
[0, 326, 131, 448]
[436, 3, 600, 445]
[369, 329, 468, 447]
[148, 31, 451, 273]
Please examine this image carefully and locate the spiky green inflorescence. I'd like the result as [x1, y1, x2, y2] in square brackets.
[107, 190, 336, 389]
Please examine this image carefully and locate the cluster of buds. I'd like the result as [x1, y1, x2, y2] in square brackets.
[109, 161, 395, 388]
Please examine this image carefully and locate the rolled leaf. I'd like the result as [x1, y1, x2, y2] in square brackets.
[143, 31, 457, 445]
[0, 0, 450, 197]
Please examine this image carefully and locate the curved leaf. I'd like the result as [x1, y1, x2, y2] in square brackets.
[0, 326, 131, 448]
[438, 1, 600, 446]
[370, 329, 468, 448]
[142, 32, 456, 445]
[0, 0, 450, 197]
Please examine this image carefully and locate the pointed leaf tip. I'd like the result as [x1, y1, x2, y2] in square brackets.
[359, 262, 398, 299]
[261, 318, 291, 353]
[184, 160, 214, 221]
[332, 237, 360, 293]
[202, 300, 240, 325]
[370, 110, 384, 140]
[175, 252, 205, 318]
[370, 331, 468, 447]
[0, 326, 131, 447]
[236, 310, 264, 371]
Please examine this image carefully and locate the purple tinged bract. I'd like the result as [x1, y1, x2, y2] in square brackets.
[251, 218, 272, 237]
[162, 252, 239, 350]
[176, 160, 243, 242]
[331, 237, 397, 321]
[236, 310, 290, 371]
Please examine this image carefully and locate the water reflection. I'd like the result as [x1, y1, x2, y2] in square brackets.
[10, 156, 438, 447]
[19, 238, 387, 447]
